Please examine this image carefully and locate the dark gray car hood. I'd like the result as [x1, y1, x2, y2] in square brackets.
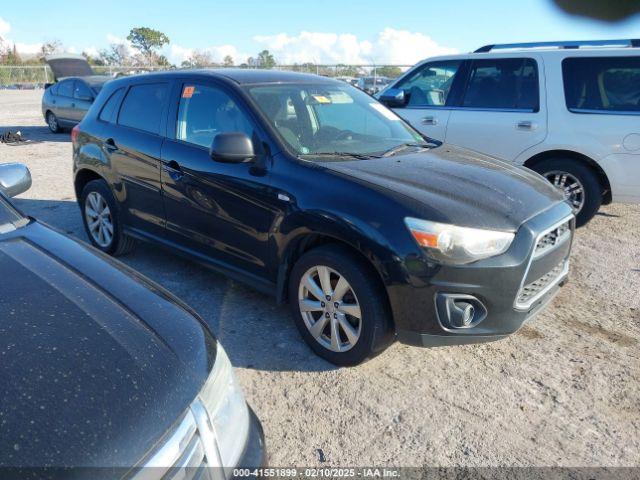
[320, 144, 564, 231]
[0, 222, 215, 471]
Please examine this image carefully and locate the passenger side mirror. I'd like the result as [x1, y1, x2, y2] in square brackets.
[0, 163, 32, 198]
[379, 88, 407, 108]
[210, 132, 256, 163]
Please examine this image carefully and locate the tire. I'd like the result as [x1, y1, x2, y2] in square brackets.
[80, 179, 136, 256]
[288, 244, 394, 366]
[530, 158, 602, 227]
[46, 111, 61, 134]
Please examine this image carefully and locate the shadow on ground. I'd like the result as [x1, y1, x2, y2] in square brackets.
[1, 125, 71, 143]
[12, 197, 335, 373]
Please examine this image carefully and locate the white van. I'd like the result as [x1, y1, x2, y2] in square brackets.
[379, 39, 640, 226]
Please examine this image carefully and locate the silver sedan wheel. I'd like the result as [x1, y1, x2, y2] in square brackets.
[544, 170, 585, 214]
[84, 192, 114, 248]
[298, 265, 362, 353]
[47, 113, 58, 132]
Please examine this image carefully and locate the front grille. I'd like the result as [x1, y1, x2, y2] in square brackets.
[533, 220, 571, 258]
[517, 260, 567, 306]
[130, 400, 221, 480]
[514, 215, 573, 310]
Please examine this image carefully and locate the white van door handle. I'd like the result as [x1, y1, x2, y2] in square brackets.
[422, 116, 438, 125]
[516, 121, 536, 130]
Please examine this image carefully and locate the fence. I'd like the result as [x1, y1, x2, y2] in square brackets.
[0, 64, 412, 87]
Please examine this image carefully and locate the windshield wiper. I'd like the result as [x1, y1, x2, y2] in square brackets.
[381, 142, 434, 157]
[302, 152, 382, 160]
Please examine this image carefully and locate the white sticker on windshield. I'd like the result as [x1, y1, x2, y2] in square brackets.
[369, 103, 400, 121]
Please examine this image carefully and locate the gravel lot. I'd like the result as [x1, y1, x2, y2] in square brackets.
[1, 89, 639, 468]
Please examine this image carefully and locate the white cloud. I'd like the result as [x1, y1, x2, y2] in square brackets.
[253, 28, 457, 65]
[0, 16, 10, 37]
[83, 46, 99, 57]
[14, 42, 42, 55]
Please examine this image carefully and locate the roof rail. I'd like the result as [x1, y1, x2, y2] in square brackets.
[474, 39, 640, 53]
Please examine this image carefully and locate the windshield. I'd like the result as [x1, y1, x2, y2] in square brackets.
[0, 196, 22, 233]
[247, 83, 425, 158]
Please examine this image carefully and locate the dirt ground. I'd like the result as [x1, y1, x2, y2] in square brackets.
[1, 89, 638, 467]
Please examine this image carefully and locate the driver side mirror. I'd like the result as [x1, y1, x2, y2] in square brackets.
[0, 163, 32, 198]
[379, 88, 407, 108]
[210, 132, 256, 163]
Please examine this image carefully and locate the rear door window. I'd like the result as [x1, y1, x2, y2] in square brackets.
[99, 88, 125, 123]
[176, 84, 254, 148]
[394, 61, 463, 107]
[73, 81, 93, 100]
[118, 83, 169, 135]
[57, 80, 74, 98]
[461, 58, 539, 111]
[563, 56, 640, 113]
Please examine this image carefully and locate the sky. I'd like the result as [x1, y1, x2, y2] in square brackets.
[1, 0, 639, 65]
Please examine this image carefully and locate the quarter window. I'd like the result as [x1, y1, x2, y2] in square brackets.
[99, 88, 125, 123]
[563, 56, 640, 113]
[462, 58, 539, 111]
[176, 84, 253, 148]
[118, 83, 169, 135]
[394, 61, 462, 107]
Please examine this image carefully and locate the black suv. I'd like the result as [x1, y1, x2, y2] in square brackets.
[73, 69, 574, 366]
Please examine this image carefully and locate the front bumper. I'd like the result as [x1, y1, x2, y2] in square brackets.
[234, 407, 267, 472]
[388, 202, 574, 347]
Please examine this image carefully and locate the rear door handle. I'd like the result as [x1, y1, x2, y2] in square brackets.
[163, 160, 184, 181]
[421, 116, 438, 125]
[516, 121, 535, 130]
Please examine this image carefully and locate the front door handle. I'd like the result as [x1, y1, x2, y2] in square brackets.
[421, 116, 438, 125]
[516, 121, 536, 130]
[163, 160, 184, 181]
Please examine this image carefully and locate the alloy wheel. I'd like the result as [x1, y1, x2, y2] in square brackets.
[84, 192, 114, 248]
[298, 265, 362, 353]
[48, 113, 58, 132]
[544, 170, 585, 214]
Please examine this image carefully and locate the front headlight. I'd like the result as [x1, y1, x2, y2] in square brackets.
[404, 217, 515, 265]
[199, 344, 250, 468]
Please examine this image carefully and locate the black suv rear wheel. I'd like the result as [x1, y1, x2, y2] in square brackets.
[288, 244, 394, 366]
[80, 180, 136, 255]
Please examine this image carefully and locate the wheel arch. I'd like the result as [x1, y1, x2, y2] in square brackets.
[524, 149, 612, 205]
[74, 168, 106, 200]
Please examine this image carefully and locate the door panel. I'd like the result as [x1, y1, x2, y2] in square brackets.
[444, 57, 548, 161]
[160, 82, 277, 280]
[389, 60, 466, 141]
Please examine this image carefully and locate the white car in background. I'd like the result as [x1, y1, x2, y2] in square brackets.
[379, 39, 640, 226]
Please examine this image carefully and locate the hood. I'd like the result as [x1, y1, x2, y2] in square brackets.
[0, 222, 215, 469]
[45, 53, 94, 81]
[320, 144, 565, 231]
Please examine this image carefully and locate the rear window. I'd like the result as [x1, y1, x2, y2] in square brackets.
[563, 56, 640, 113]
[99, 88, 125, 123]
[462, 58, 539, 111]
[118, 83, 169, 135]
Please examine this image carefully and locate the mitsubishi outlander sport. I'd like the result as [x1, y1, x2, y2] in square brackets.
[72, 69, 574, 366]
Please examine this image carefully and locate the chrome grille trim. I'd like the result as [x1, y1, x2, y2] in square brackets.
[532, 219, 571, 259]
[514, 214, 574, 311]
[130, 399, 223, 480]
[517, 260, 569, 307]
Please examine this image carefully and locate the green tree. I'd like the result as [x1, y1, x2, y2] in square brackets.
[375, 66, 402, 79]
[127, 27, 170, 64]
[223, 55, 234, 67]
[99, 43, 132, 66]
[257, 49, 276, 69]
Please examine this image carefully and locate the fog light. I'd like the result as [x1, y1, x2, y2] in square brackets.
[435, 293, 487, 329]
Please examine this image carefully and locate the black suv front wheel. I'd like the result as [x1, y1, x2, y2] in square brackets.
[289, 244, 394, 366]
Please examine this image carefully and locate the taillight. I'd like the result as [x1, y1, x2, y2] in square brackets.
[71, 125, 80, 144]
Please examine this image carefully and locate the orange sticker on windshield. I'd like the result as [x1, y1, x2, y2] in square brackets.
[182, 86, 195, 98]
